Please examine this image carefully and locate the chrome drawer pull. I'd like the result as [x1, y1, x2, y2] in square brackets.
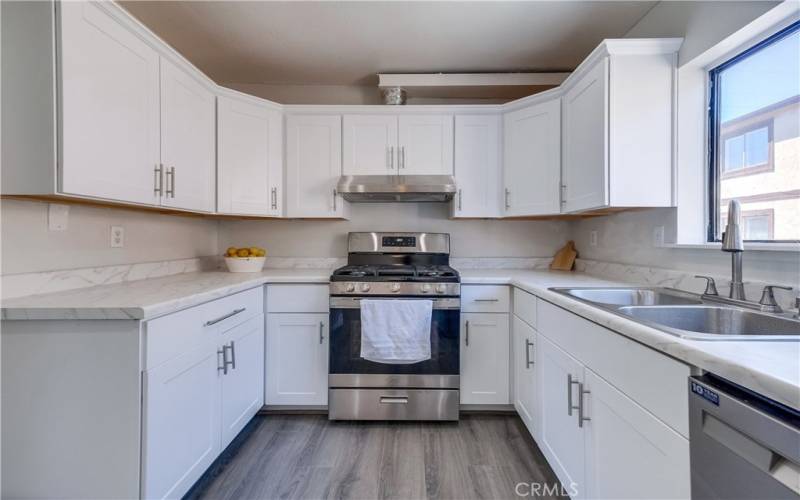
[473, 298, 499, 302]
[380, 396, 408, 404]
[465, 320, 470, 346]
[204, 307, 246, 327]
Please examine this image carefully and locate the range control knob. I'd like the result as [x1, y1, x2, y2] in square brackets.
[390, 283, 401, 293]
[436, 284, 447, 294]
[345, 283, 355, 292]
[420, 284, 431, 293]
[359, 282, 371, 292]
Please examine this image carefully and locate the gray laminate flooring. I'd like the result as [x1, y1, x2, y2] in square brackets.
[187, 414, 567, 500]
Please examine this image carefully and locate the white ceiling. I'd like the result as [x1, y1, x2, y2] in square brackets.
[121, 1, 658, 87]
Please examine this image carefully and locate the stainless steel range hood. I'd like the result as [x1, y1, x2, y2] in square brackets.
[337, 175, 457, 202]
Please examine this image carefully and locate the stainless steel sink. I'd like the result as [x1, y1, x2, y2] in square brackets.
[618, 305, 800, 339]
[549, 286, 800, 341]
[564, 288, 702, 306]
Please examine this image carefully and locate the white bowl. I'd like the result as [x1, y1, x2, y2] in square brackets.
[224, 256, 266, 273]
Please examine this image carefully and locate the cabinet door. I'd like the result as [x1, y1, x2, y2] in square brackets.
[220, 315, 265, 448]
[503, 98, 561, 216]
[285, 115, 345, 218]
[513, 316, 537, 436]
[342, 115, 398, 175]
[583, 369, 690, 500]
[460, 313, 509, 405]
[562, 58, 608, 213]
[538, 335, 585, 498]
[59, 1, 160, 205]
[217, 95, 282, 216]
[142, 344, 220, 500]
[452, 115, 502, 218]
[398, 115, 454, 175]
[265, 313, 329, 405]
[159, 59, 216, 212]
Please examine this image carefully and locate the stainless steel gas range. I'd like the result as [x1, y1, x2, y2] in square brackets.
[328, 232, 460, 421]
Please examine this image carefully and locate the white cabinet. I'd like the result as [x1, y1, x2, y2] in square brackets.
[220, 315, 266, 447]
[583, 370, 690, 500]
[265, 313, 329, 405]
[285, 115, 346, 218]
[538, 334, 586, 498]
[451, 115, 502, 218]
[460, 313, 510, 405]
[142, 343, 221, 500]
[159, 58, 216, 212]
[341, 114, 453, 177]
[217, 93, 283, 216]
[398, 115, 454, 175]
[503, 97, 561, 216]
[561, 41, 679, 213]
[343, 115, 398, 175]
[512, 315, 537, 436]
[59, 1, 161, 205]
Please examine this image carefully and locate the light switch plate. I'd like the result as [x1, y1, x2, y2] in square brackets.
[47, 204, 69, 231]
[589, 230, 598, 247]
[110, 226, 125, 248]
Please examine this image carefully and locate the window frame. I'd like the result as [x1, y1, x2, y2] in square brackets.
[719, 119, 774, 179]
[707, 20, 800, 243]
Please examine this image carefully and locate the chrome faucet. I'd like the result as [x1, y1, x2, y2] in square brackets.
[721, 200, 746, 300]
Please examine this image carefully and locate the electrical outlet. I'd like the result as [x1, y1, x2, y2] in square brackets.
[110, 226, 125, 248]
[589, 230, 598, 247]
[653, 225, 665, 247]
[48, 204, 69, 231]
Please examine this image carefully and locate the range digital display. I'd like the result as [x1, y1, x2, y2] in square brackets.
[382, 236, 416, 247]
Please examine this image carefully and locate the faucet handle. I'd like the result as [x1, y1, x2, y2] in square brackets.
[695, 275, 719, 296]
[759, 285, 793, 313]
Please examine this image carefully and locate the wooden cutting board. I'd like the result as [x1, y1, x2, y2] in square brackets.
[550, 240, 578, 271]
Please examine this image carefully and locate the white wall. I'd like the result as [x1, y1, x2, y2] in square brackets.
[0, 199, 219, 275]
[218, 203, 569, 258]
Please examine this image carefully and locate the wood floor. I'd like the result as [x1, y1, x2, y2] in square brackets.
[187, 414, 566, 500]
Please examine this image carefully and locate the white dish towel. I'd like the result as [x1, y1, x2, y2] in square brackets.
[360, 299, 433, 364]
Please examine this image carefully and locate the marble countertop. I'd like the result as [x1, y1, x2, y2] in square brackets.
[3, 267, 798, 410]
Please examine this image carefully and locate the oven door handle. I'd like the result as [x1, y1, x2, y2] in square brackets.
[329, 297, 460, 310]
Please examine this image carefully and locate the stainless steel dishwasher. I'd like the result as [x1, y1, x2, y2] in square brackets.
[689, 374, 800, 499]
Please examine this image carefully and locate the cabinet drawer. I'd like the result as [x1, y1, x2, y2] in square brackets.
[513, 288, 537, 328]
[145, 287, 263, 370]
[461, 285, 510, 313]
[537, 299, 690, 437]
[266, 284, 328, 313]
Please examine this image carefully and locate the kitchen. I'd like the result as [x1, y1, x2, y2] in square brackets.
[1, 1, 799, 499]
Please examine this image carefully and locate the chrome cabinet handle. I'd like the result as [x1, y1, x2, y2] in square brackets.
[567, 374, 580, 416]
[560, 184, 567, 206]
[154, 164, 163, 196]
[319, 321, 325, 344]
[458, 189, 462, 211]
[166, 166, 175, 198]
[388, 146, 394, 170]
[577, 383, 591, 428]
[400, 146, 405, 169]
[218, 346, 228, 375]
[271, 187, 277, 210]
[465, 320, 470, 346]
[504, 188, 510, 209]
[204, 307, 246, 327]
[332, 188, 337, 212]
[228, 341, 236, 370]
[525, 339, 534, 368]
[474, 298, 499, 302]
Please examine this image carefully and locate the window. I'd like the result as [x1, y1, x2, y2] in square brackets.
[708, 21, 800, 242]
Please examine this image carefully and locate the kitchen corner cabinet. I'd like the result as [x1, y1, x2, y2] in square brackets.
[342, 114, 454, 176]
[561, 41, 680, 212]
[451, 115, 502, 218]
[285, 115, 347, 218]
[217, 93, 283, 216]
[503, 97, 561, 216]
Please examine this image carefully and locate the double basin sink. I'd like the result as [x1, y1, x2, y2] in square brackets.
[549, 287, 800, 341]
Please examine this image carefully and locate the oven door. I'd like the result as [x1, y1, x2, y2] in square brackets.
[328, 296, 460, 386]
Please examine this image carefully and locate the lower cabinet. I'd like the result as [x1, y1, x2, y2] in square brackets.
[460, 312, 510, 405]
[265, 313, 329, 406]
[512, 315, 537, 436]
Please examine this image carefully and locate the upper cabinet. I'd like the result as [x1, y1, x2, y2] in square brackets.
[561, 40, 680, 213]
[217, 92, 283, 216]
[159, 58, 216, 212]
[503, 96, 561, 216]
[451, 115, 502, 218]
[285, 115, 347, 218]
[342, 114, 454, 176]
